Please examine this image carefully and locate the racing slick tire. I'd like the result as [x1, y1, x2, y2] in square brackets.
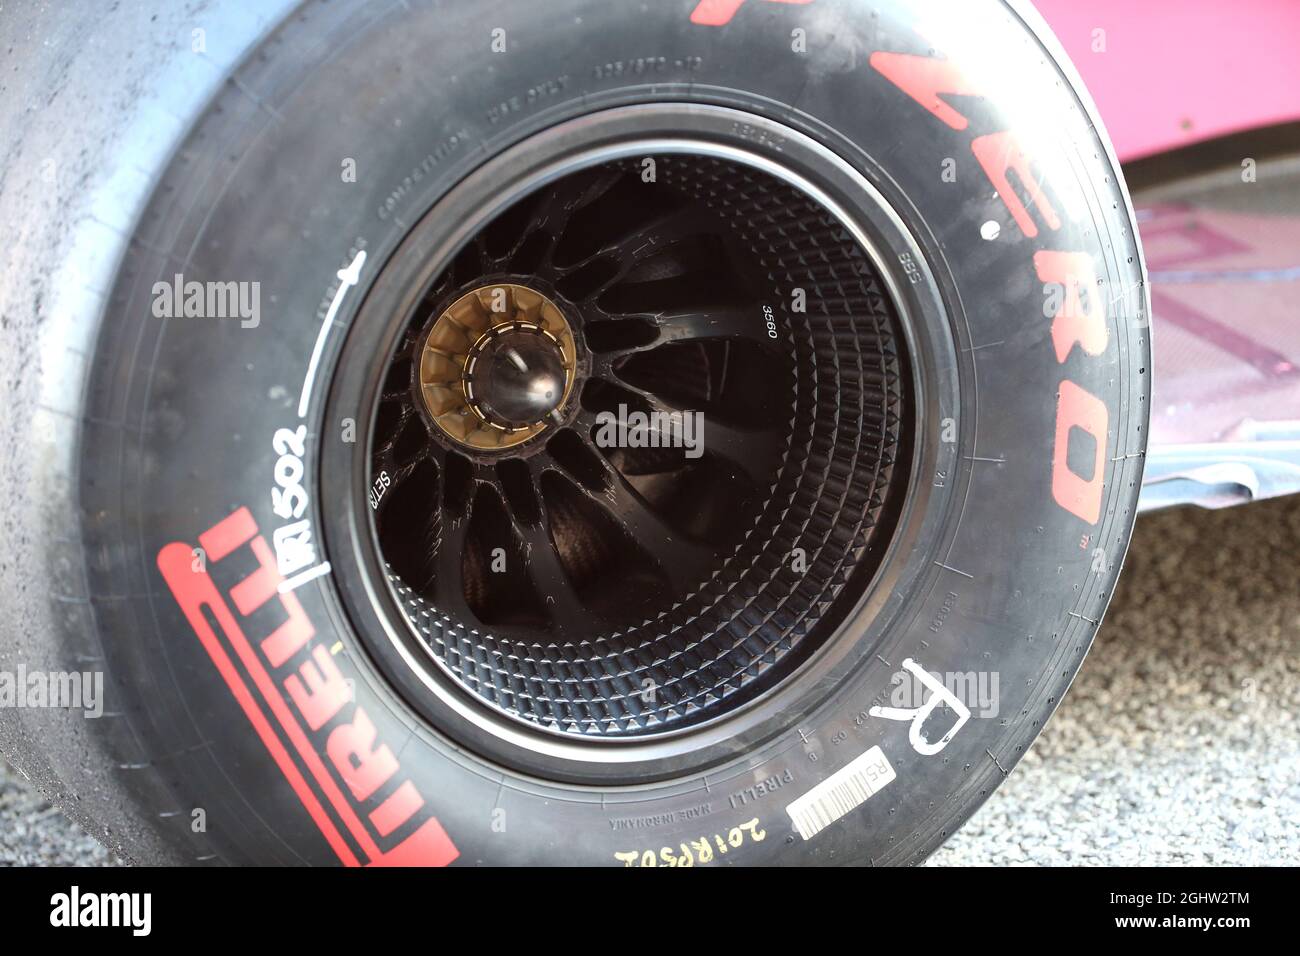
[0, 0, 1150, 866]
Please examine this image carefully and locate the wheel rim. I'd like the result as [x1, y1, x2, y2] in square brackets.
[368, 147, 911, 739]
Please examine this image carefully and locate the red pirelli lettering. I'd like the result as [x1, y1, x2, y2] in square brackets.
[867, 51, 974, 131]
[970, 130, 1061, 239]
[327, 709, 400, 803]
[158, 507, 458, 866]
[689, 0, 813, 27]
[285, 645, 352, 732]
[1034, 250, 1109, 363]
[870, 52, 1060, 238]
[1052, 380, 1108, 525]
[871, 38, 1113, 525]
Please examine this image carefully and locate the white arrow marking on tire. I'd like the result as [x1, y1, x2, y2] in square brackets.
[298, 249, 368, 418]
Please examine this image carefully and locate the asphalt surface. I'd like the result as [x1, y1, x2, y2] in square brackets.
[2, 495, 1297, 866]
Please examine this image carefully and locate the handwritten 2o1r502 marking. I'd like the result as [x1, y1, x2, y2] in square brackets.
[614, 818, 767, 867]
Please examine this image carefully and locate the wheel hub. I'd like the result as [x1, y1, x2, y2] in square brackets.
[417, 283, 577, 451]
[466, 322, 568, 427]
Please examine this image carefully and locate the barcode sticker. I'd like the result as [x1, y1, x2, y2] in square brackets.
[785, 745, 896, 841]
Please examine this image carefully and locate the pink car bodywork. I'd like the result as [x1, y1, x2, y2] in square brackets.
[1039, 0, 1300, 509]
[1037, 0, 1300, 162]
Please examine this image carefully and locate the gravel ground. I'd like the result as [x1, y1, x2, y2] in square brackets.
[1, 496, 1297, 866]
[933, 494, 1300, 866]
[0, 759, 118, 866]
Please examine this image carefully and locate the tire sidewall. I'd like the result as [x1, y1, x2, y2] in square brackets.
[81, 0, 1148, 866]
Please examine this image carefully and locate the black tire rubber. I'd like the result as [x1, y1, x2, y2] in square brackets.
[0, 0, 1150, 866]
